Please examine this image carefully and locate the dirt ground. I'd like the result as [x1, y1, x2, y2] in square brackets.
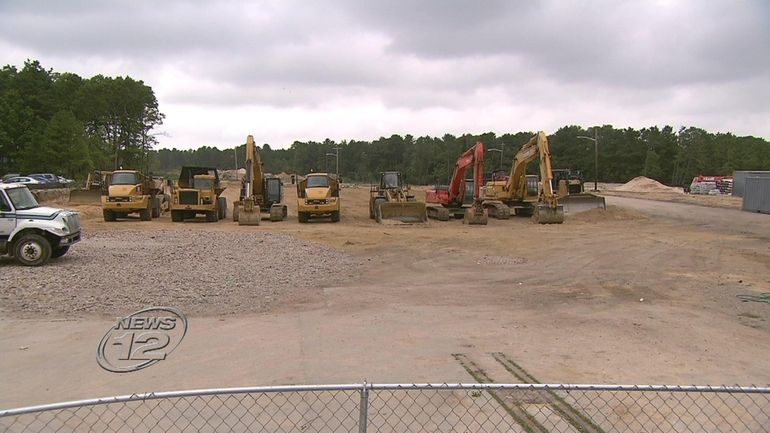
[1, 182, 769, 408]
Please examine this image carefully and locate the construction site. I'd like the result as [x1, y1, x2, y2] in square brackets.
[2, 130, 769, 417]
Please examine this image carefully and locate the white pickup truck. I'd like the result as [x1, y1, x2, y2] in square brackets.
[0, 183, 82, 266]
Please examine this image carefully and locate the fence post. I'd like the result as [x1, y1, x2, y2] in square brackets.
[358, 382, 369, 433]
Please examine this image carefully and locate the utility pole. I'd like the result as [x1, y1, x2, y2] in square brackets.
[577, 129, 599, 191]
[325, 147, 341, 181]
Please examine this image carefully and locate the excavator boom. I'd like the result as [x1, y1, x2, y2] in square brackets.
[426, 142, 488, 224]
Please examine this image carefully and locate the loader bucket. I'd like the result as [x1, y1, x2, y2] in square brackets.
[533, 203, 565, 224]
[376, 201, 428, 223]
[69, 189, 102, 203]
[238, 208, 261, 226]
[463, 207, 488, 225]
[559, 193, 606, 214]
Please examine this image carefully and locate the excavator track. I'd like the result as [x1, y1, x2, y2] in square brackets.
[482, 200, 511, 219]
[426, 205, 451, 221]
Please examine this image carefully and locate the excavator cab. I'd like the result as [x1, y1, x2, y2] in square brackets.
[265, 177, 283, 205]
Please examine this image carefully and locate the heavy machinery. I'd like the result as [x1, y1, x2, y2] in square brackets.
[425, 141, 488, 225]
[170, 166, 226, 222]
[232, 135, 287, 225]
[101, 170, 164, 221]
[481, 131, 564, 224]
[69, 170, 112, 203]
[552, 168, 606, 213]
[369, 171, 427, 223]
[297, 173, 340, 223]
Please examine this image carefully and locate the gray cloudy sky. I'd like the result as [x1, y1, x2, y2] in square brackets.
[2, 0, 769, 149]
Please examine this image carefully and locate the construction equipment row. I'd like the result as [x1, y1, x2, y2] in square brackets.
[85, 132, 603, 225]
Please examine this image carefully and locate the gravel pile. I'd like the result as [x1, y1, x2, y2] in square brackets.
[0, 229, 359, 317]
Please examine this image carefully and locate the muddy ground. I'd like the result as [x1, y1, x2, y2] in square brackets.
[1, 183, 769, 408]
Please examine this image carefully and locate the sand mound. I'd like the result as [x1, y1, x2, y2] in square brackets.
[569, 205, 647, 223]
[615, 176, 682, 193]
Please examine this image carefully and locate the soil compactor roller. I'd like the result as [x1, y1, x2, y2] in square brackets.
[369, 171, 427, 223]
[233, 135, 288, 225]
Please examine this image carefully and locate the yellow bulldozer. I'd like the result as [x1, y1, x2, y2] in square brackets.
[233, 135, 288, 225]
[297, 173, 340, 223]
[481, 131, 564, 224]
[369, 171, 427, 223]
[69, 170, 113, 203]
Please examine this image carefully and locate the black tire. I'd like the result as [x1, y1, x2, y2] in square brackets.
[331, 210, 341, 222]
[139, 207, 151, 221]
[151, 198, 161, 218]
[51, 246, 70, 259]
[298, 212, 309, 223]
[206, 210, 219, 222]
[13, 233, 52, 266]
[171, 210, 184, 222]
[218, 197, 227, 219]
[102, 209, 116, 222]
[233, 204, 240, 222]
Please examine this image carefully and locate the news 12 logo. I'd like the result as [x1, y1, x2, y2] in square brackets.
[97, 307, 188, 373]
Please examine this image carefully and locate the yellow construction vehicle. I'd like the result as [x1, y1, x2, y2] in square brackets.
[481, 131, 564, 224]
[69, 170, 112, 203]
[101, 170, 163, 222]
[552, 169, 606, 213]
[297, 173, 340, 223]
[170, 166, 226, 222]
[369, 171, 427, 223]
[233, 135, 288, 225]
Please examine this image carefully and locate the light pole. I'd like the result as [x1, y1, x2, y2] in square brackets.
[325, 147, 340, 181]
[488, 147, 504, 170]
[577, 129, 599, 191]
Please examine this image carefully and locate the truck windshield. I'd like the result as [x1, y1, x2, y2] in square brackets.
[382, 173, 400, 188]
[307, 176, 329, 188]
[6, 187, 39, 210]
[194, 178, 214, 189]
[111, 172, 140, 185]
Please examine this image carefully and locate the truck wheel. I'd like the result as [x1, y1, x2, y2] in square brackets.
[233, 204, 240, 222]
[51, 246, 70, 259]
[218, 197, 227, 219]
[151, 198, 161, 218]
[140, 207, 151, 221]
[331, 211, 341, 222]
[171, 210, 184, 222]
[298, 212, 309, 223]
[206, 210, 219, 222]
[13, 233, 52, 266]
[103, 209, 116, 222]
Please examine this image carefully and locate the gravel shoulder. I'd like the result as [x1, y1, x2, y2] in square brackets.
[0, 229, 360, 318]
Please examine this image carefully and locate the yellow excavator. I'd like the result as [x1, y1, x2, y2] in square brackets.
[481, 131, 564, 224]
[233, 135, 288, 225]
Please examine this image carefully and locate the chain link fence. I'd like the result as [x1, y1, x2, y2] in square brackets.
[1, 383, 768, 432]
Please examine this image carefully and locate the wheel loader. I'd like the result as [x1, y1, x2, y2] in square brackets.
[170, 166, 226, 222]
[369, 171, 427, 223]
[481, 131, 564, 224]
[297, 173, 340, 223]
[232, 135, 288, 225]
[100, 170, 164, 221]
[69, 170, 112, 203]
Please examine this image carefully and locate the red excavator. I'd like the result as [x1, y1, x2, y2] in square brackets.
[425, 141, 489, 225]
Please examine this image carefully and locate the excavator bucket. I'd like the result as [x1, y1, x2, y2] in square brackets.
[559, 193, 606, 214]
[68, 189, 102, 203]
[533, 203, 565, 224]
[237, 202, 261, 226]
[463, 207, 488, 225]
[376, 201, 428, 223]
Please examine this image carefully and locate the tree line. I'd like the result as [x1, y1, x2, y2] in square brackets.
[155, 126, 770, 186]
[2, 61, 768, 186]
[0, 60, 163, 178]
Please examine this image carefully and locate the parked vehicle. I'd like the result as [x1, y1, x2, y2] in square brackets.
[28, 173, 62, 188]
[3, 176, 43, 185]
[0, 183, 81, 266]
[1, 174, 21, 182]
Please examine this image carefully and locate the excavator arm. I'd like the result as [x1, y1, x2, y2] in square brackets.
[448, 141, 485, 204]
[244, 135, 264, 201]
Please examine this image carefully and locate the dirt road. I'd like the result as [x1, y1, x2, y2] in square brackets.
[1, 186, 769, 408]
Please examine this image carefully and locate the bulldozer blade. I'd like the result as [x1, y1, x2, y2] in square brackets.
[377, 201, 427, 223]
[533, 203, 565, 224]
[238, 209, 261, 226]
[559, 193, 606, 214]
[463, 207, 488, 225]
[68, 189, 102, 203]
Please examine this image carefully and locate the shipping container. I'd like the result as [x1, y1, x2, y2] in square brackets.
[732, 171, 770, 197]
[742, 177, 770, 214]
